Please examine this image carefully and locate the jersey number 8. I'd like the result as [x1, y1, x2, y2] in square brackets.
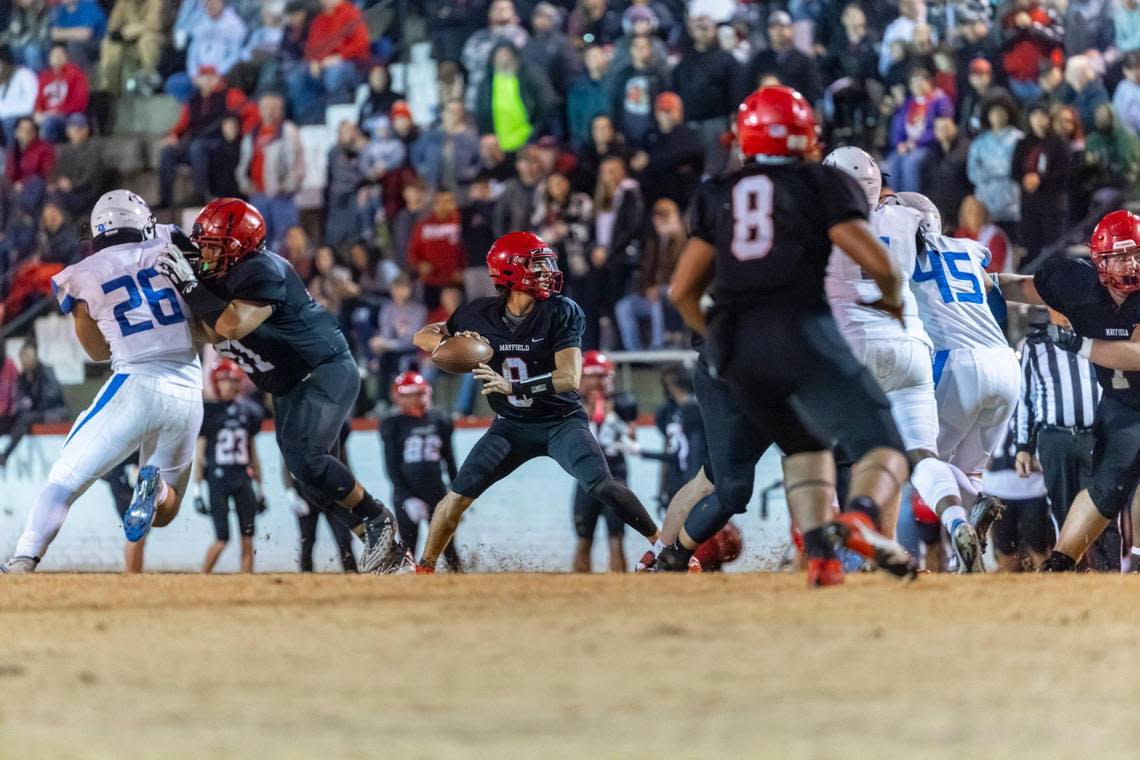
[101, 266, 185, 337]
[731, 175, 775, 261]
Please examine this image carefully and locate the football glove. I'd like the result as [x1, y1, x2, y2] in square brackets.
[1046, 324, 1084, 354]
[252, 480, 268, 514]
[286, 488, 310, 517]
[156, 243, 199, 295]
[193, 480, 210, 515]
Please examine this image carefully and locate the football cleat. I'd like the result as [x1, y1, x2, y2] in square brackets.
[687, 556, 703, 574]
[415, 561, 436, 575]
[1039, 551, 1078, 572]
[359, 510, 403, 574]
[827, 513, 918, 580]
[123, 465, 161, 542]
[635, 550, 657, 573]
[806, 558, 844, 587]
[969, 494, 1005, 555]
[1, 555, 38, 573]
[950, 519, 983, 573]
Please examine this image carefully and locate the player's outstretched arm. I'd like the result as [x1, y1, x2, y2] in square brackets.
[994, 273, 1046, 306]
[1052, 324, 1140, 371]
[829, 220, 903, 315]
[71, 302, 111, 361]
[668, 238, 716, 334]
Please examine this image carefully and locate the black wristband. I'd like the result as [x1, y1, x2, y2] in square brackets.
[510, 373, 555, 399]
[182, 281, 230, 328]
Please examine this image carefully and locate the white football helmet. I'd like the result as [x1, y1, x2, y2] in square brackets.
[90, 190, 156, 241]
[896, 191, 942, 237]
[822, 146, 882, 210]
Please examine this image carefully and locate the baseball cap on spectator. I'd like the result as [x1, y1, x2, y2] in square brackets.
[655, 92, 683, 117]
[66, 113, 88, 128]
[968, 58, 992, 76]
[390, 100, 412, 120]
[768, 10, 792, 27]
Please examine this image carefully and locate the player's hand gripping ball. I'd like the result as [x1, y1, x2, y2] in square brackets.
[432, 332, 494, 374]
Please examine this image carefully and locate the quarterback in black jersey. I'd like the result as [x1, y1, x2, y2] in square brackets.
[194, 359, 265, 574]
[156, 198, 404, 573]
[380, 371, 463, 572]
[412, 231, 660, 573]
[669, 86, 915, 586]
[999, 210, 1140, 571]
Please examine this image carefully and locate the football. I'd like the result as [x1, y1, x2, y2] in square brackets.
[432, 335, 494, 374]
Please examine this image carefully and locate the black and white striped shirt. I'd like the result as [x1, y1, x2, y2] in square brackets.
[1015, 325, 1102, 452]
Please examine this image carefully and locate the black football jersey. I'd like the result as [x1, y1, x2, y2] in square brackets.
[379, 410, 457, 502]
[446, 295, 585, 421]
[689, 160, 868, 310]
[200, 398, 264, 477]
[588, 391, 639, 480]
[644, 397, 705, 504]
[203, 251, 351, 395]
[1035, 256, 1140, 409]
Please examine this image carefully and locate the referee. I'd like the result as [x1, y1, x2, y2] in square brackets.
[1014, 315, 1122, 570]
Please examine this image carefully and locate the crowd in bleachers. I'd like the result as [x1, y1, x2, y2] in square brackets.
[2, 0, 1140, 405]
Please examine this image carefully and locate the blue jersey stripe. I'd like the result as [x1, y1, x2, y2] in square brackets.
[65, 374, 129, 446]
[931, 350, 950, 388]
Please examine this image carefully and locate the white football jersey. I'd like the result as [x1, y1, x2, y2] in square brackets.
[910, 233, 1007, 351]
[826, 201, 932, 348]
[52, 237, 201, 386]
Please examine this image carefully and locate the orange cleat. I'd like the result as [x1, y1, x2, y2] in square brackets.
[415, 562, 435, 575]
[830, 513, 918, 580]
[687, 556, 703, 574]
[806, 558, 844, 586]
[635, 550, 657, 572]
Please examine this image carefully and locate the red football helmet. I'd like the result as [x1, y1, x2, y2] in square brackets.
[209, 357, 244, 397]
[580, 350, 615, 398]
[693, 522, 744, 571]
[486, 231, 563, 300]
[190, 198, 267, 278]
[737, 86, 818, 159]
[391, 370, 432, 416]
[1090, 210, 1140, 293]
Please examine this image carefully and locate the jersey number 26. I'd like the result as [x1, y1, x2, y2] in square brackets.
[101, 266, 185, 337]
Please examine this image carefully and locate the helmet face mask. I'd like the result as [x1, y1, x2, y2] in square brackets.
[1092, 247, 1140, 293]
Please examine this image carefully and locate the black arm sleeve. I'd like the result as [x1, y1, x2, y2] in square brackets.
[440, 416, 458, 483]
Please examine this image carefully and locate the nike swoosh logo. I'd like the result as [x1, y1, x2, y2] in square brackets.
[531, 338, 543, 343]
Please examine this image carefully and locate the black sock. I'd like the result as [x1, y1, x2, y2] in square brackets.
[845, 496, 882, 529]
[803, 526, 837, 560]
[1041, 551, 1077, 572]
[349, 491, 387, 522]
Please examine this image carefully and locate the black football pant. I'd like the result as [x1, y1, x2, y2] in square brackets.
[683, 355, 773, 544]
[452, 410, 657, 537]
[275, 353, 368, 532]
[207, 474, 257, 543]
[394, 486, 462, 570]
[718, 306, 904, 458]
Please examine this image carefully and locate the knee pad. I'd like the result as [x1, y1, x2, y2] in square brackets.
[289, 451, 354, 502]
[717, 476, 754, 515]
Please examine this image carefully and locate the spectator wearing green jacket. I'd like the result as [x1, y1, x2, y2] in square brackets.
[474, 40, 555, 152]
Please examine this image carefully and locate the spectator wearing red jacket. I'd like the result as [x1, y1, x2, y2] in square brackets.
[407, 190, 464, 309]
[1000, 0, 1063, 105]
[6, 117, 55, 216]
[158, 66, 254, 209]
[286, 0, 370, 125]
[34, 45, 89, 144]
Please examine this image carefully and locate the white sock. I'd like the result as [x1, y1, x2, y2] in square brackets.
[949, 464, 979, 504]
[156, 478, 169, 505]
[911, 458, 961, 514]
[652, 539, 665, 557]
[14, 483, 74, 559]
[939, 505, 969, 533]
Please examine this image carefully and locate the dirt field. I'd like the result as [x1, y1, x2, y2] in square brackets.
[1, 573, 1139, 759]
